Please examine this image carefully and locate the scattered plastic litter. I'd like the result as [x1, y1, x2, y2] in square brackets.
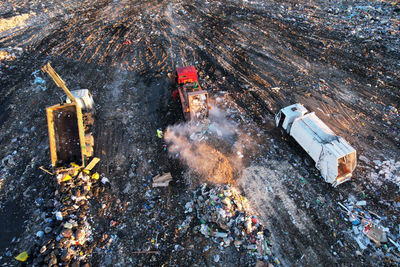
[55, 211, 63, 221]
[339, 198, 400, 261]
[190, 184, 274, 261]
[31, 70, 46, 91]
[13, 164, 105, 265]
[368, 159, 400, 187]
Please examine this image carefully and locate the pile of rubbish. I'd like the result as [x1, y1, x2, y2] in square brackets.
[0, 50, 16, 62]
[370, 159, 400, 188]
[267, 1, 400, 43]
[187, 184, 273, 261]
[0, 47, 23, 72]
[31, 70, 47, 92]
[339, 198, 400, 263]
[15, 164, 107, 266]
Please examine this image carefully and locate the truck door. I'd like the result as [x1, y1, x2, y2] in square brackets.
[275, 112, 286, 128]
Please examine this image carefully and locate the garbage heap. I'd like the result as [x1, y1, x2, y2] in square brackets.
[370, 159, 400, 187]
[339, 199, 400, 262]
[190, 184, 273, 260]
[21, 166, 105, 266]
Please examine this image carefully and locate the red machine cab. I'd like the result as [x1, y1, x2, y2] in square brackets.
[176, 66, 198, 85]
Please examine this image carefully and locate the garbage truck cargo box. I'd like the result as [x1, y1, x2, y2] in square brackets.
[276, 103, 357, 186]
[290, 112, 356, 185]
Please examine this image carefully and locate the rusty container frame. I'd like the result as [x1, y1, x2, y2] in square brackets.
[46, 103, 87, 168]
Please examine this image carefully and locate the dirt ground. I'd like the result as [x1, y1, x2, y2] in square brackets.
[0, 0, 399, 266]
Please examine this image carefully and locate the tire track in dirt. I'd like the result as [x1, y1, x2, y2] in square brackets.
[238, 161, 337, 266]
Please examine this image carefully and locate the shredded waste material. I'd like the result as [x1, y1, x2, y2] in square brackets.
[339, 197, 400, 263]
[22, 165, 107, 266]
[187, 184, 274, 262]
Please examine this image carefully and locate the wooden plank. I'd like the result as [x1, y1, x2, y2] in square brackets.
[152, 172, 172, 187]
[153, 172, 172, 183]
[84, 157, 100, 171]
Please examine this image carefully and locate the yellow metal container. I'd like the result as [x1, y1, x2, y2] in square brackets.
[46, 103, 87, 168]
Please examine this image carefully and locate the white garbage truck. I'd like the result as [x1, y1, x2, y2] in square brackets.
[275, 103, 357, 186]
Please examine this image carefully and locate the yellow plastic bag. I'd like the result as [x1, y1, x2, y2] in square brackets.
[73, 168, 80, 177]
[62, 174, 72, 182]
[15, 251, 28, 262]
[70, 162, 80, 168]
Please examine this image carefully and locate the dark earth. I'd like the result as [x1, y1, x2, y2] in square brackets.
[0, 0, 399, 266]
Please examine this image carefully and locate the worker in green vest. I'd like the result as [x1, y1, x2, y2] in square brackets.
[157, 128, 163, 139]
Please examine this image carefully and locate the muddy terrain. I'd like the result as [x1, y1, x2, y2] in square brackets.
[0, 0, 399, 266]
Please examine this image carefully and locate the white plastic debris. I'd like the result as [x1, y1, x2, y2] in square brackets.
[184, 201, 193, 213]
[356, 200, 366, 206]
[213, 232, 228, 238]
[55, 211, 63, 221]
[358, 155, 370, 164]
[214, 254, 220, 263]
[101, 177, 110, 184]
[36, 231, 44, 238]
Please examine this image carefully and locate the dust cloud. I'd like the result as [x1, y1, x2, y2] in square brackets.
[164, 106, 250, 185]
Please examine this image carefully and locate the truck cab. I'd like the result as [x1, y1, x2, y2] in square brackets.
[275, 103, 308, 133]
[65, 89, 94, 111]
[176, 66, 198, 85]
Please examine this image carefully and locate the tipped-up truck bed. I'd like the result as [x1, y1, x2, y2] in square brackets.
[47, 103, 89, 167]
[275, 103, 357, 186]
[42, 63, 95, 170]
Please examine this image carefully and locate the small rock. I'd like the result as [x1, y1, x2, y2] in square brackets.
[48, 255, 57, 266]
[64, 222, 73, 229]
[61, 229, 73, 238]
[214, 254, 220, 263]
[60, 249, 72, 262]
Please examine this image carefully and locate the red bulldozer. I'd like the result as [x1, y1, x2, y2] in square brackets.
[173, 66, 210, 121]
